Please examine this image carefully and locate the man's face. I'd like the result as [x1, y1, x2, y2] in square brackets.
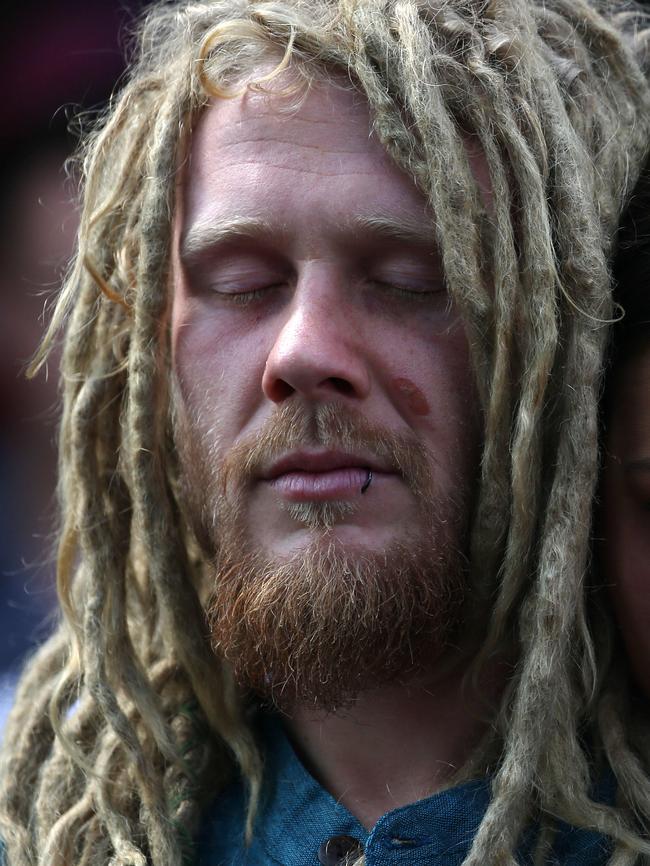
[171, 74, 482, 706]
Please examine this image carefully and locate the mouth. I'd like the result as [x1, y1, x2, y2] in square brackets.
[262, 450, 391, 501]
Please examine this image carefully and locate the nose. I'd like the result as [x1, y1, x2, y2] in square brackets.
[261, 270, 371, 404]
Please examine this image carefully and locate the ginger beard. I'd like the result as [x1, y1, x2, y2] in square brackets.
[174, 400, 472, 711]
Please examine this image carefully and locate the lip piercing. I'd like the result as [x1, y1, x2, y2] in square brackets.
[361, 469, 373, 494]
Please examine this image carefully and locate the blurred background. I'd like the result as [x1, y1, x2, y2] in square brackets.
[0, 0, 150, 723]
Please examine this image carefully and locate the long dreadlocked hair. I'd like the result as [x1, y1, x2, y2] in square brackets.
[2, 1, 650, 864]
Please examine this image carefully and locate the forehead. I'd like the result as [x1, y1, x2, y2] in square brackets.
[191, 76, 384, 171]
[179, 72, 493, 252]
[180, 75, 434, 244]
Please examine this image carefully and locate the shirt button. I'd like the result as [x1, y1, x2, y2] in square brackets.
[317, 834, 364, 865]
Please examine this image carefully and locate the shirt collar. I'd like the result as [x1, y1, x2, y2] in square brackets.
[199, 711, 615, 866]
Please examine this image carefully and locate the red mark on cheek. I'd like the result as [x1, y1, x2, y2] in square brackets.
[392, 377, 430, 416]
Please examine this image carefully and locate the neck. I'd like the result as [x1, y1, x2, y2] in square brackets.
[282, 654, 508, 828]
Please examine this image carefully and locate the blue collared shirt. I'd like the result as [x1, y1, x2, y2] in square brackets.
[197, 715, 615, 865]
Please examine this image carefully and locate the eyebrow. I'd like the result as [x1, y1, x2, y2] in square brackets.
[180, 214, 276, 264]
[179, 211, 438, 265]
[346, 213, 438, 247]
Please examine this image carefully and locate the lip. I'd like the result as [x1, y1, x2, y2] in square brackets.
[262, 449, 389, 480]
[261, 450, 394, 502]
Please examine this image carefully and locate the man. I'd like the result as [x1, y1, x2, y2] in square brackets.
[1, 1, 649, 864]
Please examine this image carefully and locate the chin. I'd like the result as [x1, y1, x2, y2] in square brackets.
[263, 524, 409, 568]
[206, 524, 468, 711]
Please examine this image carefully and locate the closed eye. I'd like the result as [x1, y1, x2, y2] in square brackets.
[371, 279, 446, 300]
[209, 283, 285, 304]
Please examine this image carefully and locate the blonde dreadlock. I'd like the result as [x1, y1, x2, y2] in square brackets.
[2, 1, 650, 864]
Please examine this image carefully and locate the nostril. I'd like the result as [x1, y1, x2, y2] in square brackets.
[269, 379, 295, 402]
[329, 377, 356, 396]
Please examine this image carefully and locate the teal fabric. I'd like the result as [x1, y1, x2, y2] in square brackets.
[196, 714, 616, 866]
[0, 715, 616, 866]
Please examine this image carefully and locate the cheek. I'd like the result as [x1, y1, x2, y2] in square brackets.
[171, 297, 267, 433]
[402, 324, 479, 427]
[391, 377, 430, 416]
[386, 325, 481, 474]
[173, 320, 225, 402]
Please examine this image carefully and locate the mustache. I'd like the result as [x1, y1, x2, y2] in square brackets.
[219, 401, 433, 498]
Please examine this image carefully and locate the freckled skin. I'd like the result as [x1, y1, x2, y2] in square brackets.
[392, 377, 430, 416]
